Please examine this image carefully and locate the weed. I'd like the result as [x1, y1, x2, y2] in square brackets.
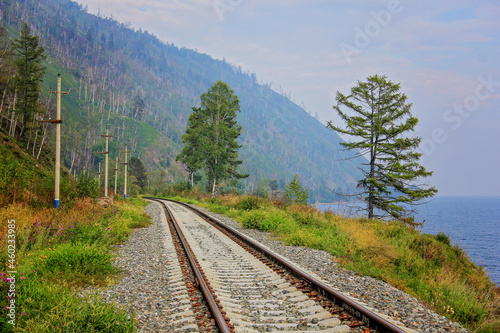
[237, 195, 261, 211]
[0, 197, 147, 331]
[163, 191, 500, 332]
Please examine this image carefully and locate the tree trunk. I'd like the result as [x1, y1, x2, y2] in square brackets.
[0, 88, 7, 115]
[32, 129, 38, 156]
[212, 176, 216, 197]
[36, 125, 46, 160]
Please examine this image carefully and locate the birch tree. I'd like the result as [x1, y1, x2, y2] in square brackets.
[177, 80, 248, 195]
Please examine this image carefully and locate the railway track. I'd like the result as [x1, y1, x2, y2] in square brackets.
[146, 197, 409, 333]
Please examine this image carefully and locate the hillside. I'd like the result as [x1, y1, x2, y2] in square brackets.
[0, 127, 74, 206]
[1, 0, 362, 202]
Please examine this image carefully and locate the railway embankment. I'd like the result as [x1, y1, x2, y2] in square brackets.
[157, 192, 498, 333]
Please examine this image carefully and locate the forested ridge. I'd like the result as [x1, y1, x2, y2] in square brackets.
[0, 0, 362, 202]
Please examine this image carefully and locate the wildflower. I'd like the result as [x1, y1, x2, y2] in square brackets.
[21, 312, 26, 315]
[21, 277, 25, 281]
[3, 306, 7, 310]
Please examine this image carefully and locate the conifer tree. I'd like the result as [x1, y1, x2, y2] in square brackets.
[129, 156, 148, 191]
[0, 25, 15, 115]
[176, 111, 204, 187]
[327, 74, 437, 220]
[284, 174, 309, 204]
[12, 23, 46, 135]
[177, 80, 248, 195]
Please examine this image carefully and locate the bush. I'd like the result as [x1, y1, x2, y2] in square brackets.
[436, 232, 451, 245]
[241, 210, 270, 230]
[238, 196, 261, 211]
[173, 180, 192, 192]
[76, 172, 100, 198]
[284, 174, 309, 204]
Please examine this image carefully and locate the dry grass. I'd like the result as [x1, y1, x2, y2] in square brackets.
[165, 191, 500, 332]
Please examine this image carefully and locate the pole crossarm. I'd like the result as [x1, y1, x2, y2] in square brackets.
[40, 119, 63, 124]
[49, 90, 70, 95]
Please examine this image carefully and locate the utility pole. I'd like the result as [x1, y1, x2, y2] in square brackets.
[98, 126, 113, 197]
[44, 74, 69, 208]
[113, 157, 118, 195]
[121, 145, 131, 198]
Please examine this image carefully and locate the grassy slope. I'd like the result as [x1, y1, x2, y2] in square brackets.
[40, 56, 184, 180]
[0, 198, 148, 332]
[0, 133, 151, 332]
[165, 191, 500, 333]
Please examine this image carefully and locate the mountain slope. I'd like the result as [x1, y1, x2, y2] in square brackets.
[1, 0, 362, 202]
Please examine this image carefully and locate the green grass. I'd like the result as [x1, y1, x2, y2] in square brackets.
[0, 198, 151, 332]
[163, 191, 500, 333]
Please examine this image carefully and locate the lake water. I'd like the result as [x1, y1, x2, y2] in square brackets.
[318, 196, 500, 285]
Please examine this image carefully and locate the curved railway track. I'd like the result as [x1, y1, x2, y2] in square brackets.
[146, 197, 409, 333]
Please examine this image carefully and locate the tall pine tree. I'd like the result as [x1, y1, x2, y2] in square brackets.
[177, 80, 248, 195]
[327, 74, 437, 220]
[0, 25, 15, 116]
[12, 23, 46, 136]
[176, 111, 204, 187]
[129, 156, 148, 191]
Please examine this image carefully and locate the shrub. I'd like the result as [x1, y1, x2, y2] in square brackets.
[173, 180, 191, 192]
[436, 232, 451, 245]
[238, 196, 261, 211]
[283, 174, 309, 204]
[76, 172, 100, 198]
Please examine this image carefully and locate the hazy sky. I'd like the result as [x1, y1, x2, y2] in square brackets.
[74, 0, 500, 196]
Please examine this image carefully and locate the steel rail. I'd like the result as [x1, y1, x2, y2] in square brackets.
[159, 197, 408, 333]
[148, 198, 232, 333]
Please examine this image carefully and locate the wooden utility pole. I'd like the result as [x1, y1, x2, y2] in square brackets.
[97, 162, 101, 181]
[45, 74, 69, 208]
[113, 158, 118, 195]
[98, 126, 113, 197]
[121, 145, 131, 198]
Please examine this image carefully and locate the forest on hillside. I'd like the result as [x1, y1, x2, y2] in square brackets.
[0, 0, 363, 202]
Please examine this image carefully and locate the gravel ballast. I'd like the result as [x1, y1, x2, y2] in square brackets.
[99, 201, 470, 333]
